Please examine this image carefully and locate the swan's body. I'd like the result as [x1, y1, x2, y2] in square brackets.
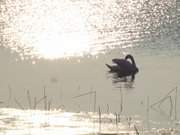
[106, 54, 139, 79]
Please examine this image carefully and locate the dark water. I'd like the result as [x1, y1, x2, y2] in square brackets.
[0, 0, 180, 134]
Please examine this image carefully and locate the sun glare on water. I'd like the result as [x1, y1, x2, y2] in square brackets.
[2, 0, 94, 59]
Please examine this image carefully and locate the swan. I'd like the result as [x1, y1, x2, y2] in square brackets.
[106, 54, 139, 79]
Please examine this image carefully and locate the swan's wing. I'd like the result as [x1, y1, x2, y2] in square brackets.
[112, 59, 130, 66]
[106, 64, 122, 72]
[112, 58, 125, 65]
[112, 58, 134, 71]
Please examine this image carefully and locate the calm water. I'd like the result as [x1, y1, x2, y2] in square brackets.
[0, 0, 180, 134]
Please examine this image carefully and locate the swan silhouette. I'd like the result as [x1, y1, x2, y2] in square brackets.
[106, 54, 139, 80]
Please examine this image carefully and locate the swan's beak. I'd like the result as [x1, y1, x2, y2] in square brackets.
[136, 67, 139, 73]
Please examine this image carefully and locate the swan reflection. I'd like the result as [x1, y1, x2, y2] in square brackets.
[111, 74, 135, 89]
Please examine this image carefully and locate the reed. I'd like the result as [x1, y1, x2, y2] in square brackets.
[146, 96, 150, 129]
[94, 91, 96, 112]
[33, 97, 37, 109]
[26, 90, 32, 109]
[33, 96, 47, 109]
[7, 85, 12, 108]
[134, 125, 140, 135]
[115, 112, 119, 134]
[118, 113, 121, 123]
[106, 104, 109, 114]
[98, 106, 102, 133]
[151, 87, 177, 108]
[169, 96, 173, 117]
[150, 86, 180, 120]
[119, 87, 123, 114]
[127, 117, 132, 128]
[59, 84, 63, 105]
[174, 87, 178, 120]
[73, 90, 96, 112]
[115, 113, 118, 126]
[48, 100, 51, 111]
[14, 98, 24, 110]
[43, 86, 47, 110]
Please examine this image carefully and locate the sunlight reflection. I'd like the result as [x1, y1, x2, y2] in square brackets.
[1, 0, 95, 59]
[1, 0, 174, 60]
[1, 108, 179, 135]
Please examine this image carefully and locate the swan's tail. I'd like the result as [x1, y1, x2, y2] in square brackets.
[105, 64, 112, 70]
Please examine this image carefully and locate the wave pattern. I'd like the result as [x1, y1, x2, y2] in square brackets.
[0, 0, 179, 59]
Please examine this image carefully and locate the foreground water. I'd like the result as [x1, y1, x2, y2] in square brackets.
[1, 52, 180, 135]
[0, 108, 179, 135]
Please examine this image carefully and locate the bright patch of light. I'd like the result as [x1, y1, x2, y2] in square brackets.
[2, 0, 94, 59]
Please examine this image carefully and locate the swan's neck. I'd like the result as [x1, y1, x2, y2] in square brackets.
[125, 55, 136, 66]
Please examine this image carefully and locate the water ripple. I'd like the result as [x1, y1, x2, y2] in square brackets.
[0, 0, 179, 60]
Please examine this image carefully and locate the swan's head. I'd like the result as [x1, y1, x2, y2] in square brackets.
[132, 65, 139, 74]
[135, 67, 139, 73]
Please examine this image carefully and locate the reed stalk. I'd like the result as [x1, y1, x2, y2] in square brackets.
[169, 96, 173, 117]
[119, 87, 123, 114]
[134, 125, 140, 135]
[98, 106, 101, 133]
[33, 97, 37, 109]
[127, 117, 132, 128]
[106, 104, 109, 114]
[73, 91, 96, 112]
[94, 91, 96, 112]
[115, 113, 118, 126]
[174, 87, 178, 120]
[14, 98, 24, 110]
[151, 87, 177, 108]
[115, 113, 118, 133]
[43, 86, 47, 110]
[7, 85, 12, 108]
[27, 90, 32, 109]
[48, 100, 51, 111]
[147, 96, 150, 129]
[118, 113, 121, 123]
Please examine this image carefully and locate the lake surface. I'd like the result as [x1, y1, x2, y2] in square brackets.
[0, 0, 180, 134]
[0, 108, 179, 135]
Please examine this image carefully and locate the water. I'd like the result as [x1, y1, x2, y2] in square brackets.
[0, 0, 180, 134]
[0, 108, 179, 135]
